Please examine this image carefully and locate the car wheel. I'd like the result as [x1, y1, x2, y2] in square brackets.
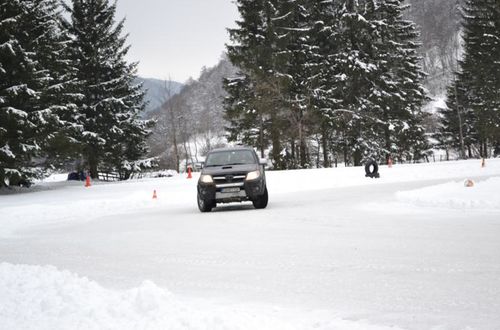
[197, 193, 213, 212]
[252, 186, 268, 209]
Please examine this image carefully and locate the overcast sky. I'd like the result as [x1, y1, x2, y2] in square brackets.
[114, 0, 239, 83]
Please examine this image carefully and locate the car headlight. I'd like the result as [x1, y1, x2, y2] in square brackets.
[200, 175, 213, 184]
[246, 170, 261, 181]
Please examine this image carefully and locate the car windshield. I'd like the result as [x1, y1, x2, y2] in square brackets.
[205, 150, 256, 167]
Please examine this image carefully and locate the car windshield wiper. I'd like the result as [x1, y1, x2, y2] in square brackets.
[225, 162, 247, 165]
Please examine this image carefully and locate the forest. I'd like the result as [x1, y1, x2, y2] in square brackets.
[1, 0, 499, 186]
[1, 0, 151, 186]
[149, 0, 499, 171]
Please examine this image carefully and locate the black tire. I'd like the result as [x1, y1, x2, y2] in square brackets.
[252, 186, 268, 209]
[197, 193, 213, 212]
[364, 160, 380, 178]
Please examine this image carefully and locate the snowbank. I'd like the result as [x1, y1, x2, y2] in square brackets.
[396, 177, 500, 210]
[267, 158, 500, 194]
[38, 173, 69, 183]
[0, 263, 401, 330]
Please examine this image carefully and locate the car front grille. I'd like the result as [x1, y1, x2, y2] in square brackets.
[213, 173, 247, 186]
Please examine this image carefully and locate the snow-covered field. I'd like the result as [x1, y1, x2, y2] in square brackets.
[1, 159, 500, 330]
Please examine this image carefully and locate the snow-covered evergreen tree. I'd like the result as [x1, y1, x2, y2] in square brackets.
[227, 0, 342, 168]
[273, 0, 310, 168]
[303, 0, 343, 167]
[316, 0, 429, 165]
[225, 0, 431, 168]
[226, 0, 292, 167]
[437, 79, 477, 158]
[64, 0, 153, 179]
[442, 0, 500, 158]
[325, 0, 381, 166]
[0, 0, 72, 187]
[369, 0, 430, 162]
[27, 0, 81, 168]
[0, 0, 37, 186]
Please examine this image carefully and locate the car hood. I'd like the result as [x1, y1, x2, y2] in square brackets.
[201, 163, 259, 176]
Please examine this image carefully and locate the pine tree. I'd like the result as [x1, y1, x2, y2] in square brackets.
[225, 0, 290, 168]
[328, 0, 383, 166]
[225, 0, 431, 168]
[27, 0, 81, 168]
[0, 0, 69, 187]
[273, 0, 312, 168]
[369, 0, 430, 162]
[445, 0, 500, 157]
[304, 0, 343, 167]
[319, 0, 429, 165]
[1, 0, 36, 186]
[64, 0, 152, 179]
[438, 77, 478, 158]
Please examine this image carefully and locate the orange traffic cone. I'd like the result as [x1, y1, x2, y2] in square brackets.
[187, 166, 192, 179]
[152, 190, 157, 199]
[85, 175, 91, 187]
[481, 158, 485, 168]
[388, 157, 393, 168]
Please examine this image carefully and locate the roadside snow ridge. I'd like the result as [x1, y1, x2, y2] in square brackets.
[0, 263, 403, 330]
[396, 177, 500, 210]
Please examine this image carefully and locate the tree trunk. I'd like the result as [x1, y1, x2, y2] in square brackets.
[343, 140, 348, 167]
[168, 106, 179, 173]
[299, 137, 307, 168]
[298, 120, 307, 168]
[0, 170, 6, 188]
[259, 114, 265, 158]
[322, 131, 329, 168]
[172, 133, 179, 173]
[353, 149, 362, 167]
[269, 111, 283, 169]
[271, 131, 281, 169]
[384, 124, 391, 164]
[183, 139, 190, 171]
[193, 139, 199, 163]
[315, 136, 321, 168]
[88, 147, 98, 179]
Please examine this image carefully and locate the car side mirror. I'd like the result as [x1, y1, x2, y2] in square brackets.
[196, 162, 204, 170]
[259, 158, 267, 166]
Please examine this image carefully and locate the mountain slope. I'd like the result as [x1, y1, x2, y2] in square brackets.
[134, 77, 183, 114]
[147, 57, 238, 168]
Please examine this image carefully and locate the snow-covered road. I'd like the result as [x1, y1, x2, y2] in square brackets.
[1, 159, 500, 329]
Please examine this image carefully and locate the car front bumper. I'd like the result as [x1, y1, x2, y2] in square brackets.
[198, 178, 265, 203]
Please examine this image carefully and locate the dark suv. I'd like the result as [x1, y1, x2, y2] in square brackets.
[197, 147, 268, 212]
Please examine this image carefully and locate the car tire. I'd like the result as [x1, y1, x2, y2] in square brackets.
[252, 186, 268, 209]
[197, 193, 213, 212]
[365, 160, 380, 178]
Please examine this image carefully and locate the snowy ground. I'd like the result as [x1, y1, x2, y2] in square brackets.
[1, 159, 500, 330]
